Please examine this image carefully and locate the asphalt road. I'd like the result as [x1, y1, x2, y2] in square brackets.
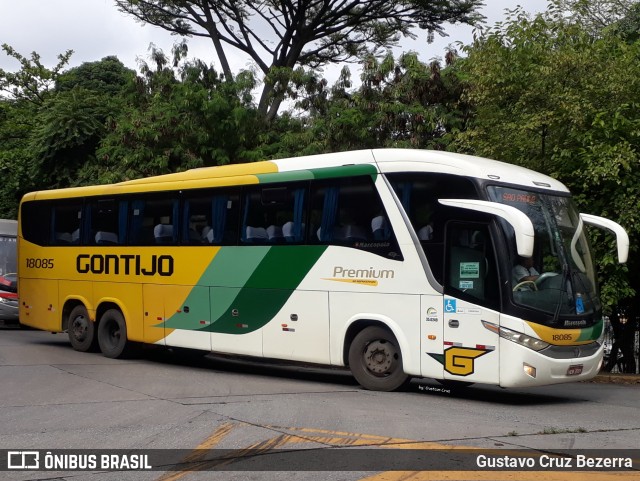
[1, 326, 639, 481]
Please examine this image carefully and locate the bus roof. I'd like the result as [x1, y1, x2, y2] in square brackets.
[21, 149, 568, 202]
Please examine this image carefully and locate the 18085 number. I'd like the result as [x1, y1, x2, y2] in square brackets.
[25, 258, 54, 269]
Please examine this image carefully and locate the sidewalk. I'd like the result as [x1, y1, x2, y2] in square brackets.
[591, 372, 640, 384]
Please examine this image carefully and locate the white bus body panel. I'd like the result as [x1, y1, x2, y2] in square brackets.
[262, 290, 330, 364]
[420, 294, 445, 379]
[499, 338, 603, 388]
[442, 298, 501, 385]
[329, 292, 422, 376]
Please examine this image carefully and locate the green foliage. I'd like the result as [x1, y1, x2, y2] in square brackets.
[269, 50, 467, 157]
[0, 45, 76, 217]
[555, 0, 639, 37]
[453, 5, 640, 309]
[0, 100, 36, 217]
[55, 56, 135, 95]
[95, 45, 263, 183]
[609, 1, 640, 42]
[29, 86, 112, 189]
[115, 0, 484, 120]
[0, 44, 72, 105]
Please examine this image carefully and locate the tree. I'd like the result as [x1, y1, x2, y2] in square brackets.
[55, 55, 135, 95]
[26, 57, 136, 190]
[452, 4, 640, 309]
[0, 44, 74, 217]
[554, 0, 638, 35]
[95, 44, 262, 183]
[0, 44, 72, 105]
[28, 86, 114, 189]
[0, 48, 135, 210]
[0, 99, 34, 217]
[259, 49, 468, 158]
[115, 0, 484, 121]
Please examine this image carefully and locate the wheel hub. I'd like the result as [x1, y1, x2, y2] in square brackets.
[71, 317, 88, 342]
[364, 340, 395, 374]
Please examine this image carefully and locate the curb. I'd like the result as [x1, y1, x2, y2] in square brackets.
[590, 373, 640, 384]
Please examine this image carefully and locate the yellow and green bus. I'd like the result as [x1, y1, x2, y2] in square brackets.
[18, 149, 628, 390]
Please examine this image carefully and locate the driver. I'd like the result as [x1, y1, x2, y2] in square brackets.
[512, 256, 540, 287]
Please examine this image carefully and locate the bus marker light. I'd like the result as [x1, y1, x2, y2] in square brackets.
[428, 335, 436, 340]
[523, 363, 536, 378]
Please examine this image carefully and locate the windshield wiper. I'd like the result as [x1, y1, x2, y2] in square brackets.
[553, 263, 569, 322]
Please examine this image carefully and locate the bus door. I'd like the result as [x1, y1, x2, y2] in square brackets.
[441, 222, 501, 385]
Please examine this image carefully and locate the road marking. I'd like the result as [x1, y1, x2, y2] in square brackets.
[360, 471, 640, 481]
[155, 422, 236, 481]
[156, 424, 639, 481]
[266, 426, 480, 449]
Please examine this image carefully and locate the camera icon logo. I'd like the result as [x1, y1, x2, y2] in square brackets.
[7, 451, 40, 470]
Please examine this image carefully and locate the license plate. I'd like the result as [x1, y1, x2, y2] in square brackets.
[567, 364, 583, 376]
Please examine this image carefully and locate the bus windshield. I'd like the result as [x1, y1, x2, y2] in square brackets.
[487, 186, 600, 318]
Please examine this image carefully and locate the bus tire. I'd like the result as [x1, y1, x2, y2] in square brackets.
[97, 309, 132, 359]
[348, 326, 409, 392]
[67, 305, 98, 352]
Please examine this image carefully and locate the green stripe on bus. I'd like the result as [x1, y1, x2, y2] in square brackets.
[256, 171, 315, 183]
[309, 164, 377, 180]
[204, 245, 327, 334]
[162, 245, 327, 334]
[577, 318, 604, 342]
[255, 164, 377, 184]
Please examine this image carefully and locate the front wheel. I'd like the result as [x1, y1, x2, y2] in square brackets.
[348, 326, 409, 391]
[97, 309, 134, 358]
[68, 305, 98, 352]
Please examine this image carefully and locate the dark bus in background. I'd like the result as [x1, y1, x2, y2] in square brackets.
[0, 219, 18, 323]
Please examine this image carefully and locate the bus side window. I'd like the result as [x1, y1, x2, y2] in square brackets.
[129, 196, 178, 246]
[51, 203, 83, 246]
[183, 189, 240, 245]
[310, 176, 402, 260]
[183, 195, 212, 245]
[241, 183, 307, 245]
[90, 199, 124, 245]
[21, 201, 51, 246]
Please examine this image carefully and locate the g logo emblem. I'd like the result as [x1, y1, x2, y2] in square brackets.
[444, 346, 490, 376]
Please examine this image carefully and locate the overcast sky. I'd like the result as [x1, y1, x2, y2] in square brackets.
[0, 0, 550, 76]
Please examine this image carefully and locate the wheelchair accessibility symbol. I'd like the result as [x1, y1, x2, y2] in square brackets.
[444, 299, 457, 313]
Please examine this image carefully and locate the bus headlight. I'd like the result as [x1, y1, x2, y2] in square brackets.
[523, 363, 537, 378]
[482, 321, 550, 352]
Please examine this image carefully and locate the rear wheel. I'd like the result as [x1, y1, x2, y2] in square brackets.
[348, 326, 409, 391]
[97, 309, 133, 358]
[67, 305, 97, 352]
